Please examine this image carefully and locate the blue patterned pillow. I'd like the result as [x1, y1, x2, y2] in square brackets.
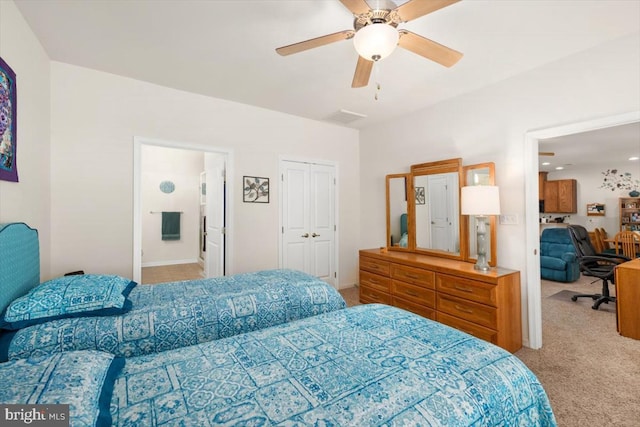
[0, 350, 123, 427]
[1, 275, 137, 330]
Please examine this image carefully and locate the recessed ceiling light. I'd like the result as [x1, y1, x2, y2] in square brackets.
[629, 156, 639, 161]
[555, 166, 564, 170]
[542, 162, 550, 166]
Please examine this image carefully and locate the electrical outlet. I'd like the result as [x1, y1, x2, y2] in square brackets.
[499, 214, 518, 225]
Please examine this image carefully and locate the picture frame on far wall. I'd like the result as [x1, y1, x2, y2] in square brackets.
[586, 203, 605, 216]
[243, 176, 269, 203]
[0, 56, 18, 182]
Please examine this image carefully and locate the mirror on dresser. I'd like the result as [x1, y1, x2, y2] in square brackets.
[409, 158, 465, 260]
[386, 174, 412, 250]
[463, 162, 497, 267]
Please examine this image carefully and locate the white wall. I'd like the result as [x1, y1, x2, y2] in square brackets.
[545, 161, 640, 234]
[141, 145, 203, 266]
[359, 33, 640, 344]
[0, 0, 51, 278]
[49, 62, 360, 287]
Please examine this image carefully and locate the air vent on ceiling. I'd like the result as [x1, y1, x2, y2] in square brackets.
[325, 109, 367, 124]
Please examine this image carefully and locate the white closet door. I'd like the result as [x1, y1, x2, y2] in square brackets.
[204, 153, 225, 278]
[281, 160, 336, 287]
[309, 164, 335, 284]
[282, 162, 311, 273]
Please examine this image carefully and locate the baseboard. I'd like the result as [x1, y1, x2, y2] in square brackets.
[142, 259, 199, 268]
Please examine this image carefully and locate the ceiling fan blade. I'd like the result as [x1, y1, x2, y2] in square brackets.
[276, 30, 355, 56]
[394, 0, 461, 22]
[539, 152, 555, 156]
[339, 0, 371, 15]
[352, 56, 374, 88]
[398, 30, 462, 67]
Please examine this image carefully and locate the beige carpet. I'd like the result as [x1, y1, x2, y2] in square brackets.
[339, 280, 640, 426]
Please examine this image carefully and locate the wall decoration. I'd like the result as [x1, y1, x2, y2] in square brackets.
[243, 176, 269, 203]
[159, 180, 175, 194]
[599, 169, 639, 193]
[0, 57, 18, 182]
[586, 203, 605, 216]
[415, 186, 425, 205]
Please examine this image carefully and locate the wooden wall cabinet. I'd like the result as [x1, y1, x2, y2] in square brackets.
[538, 172, 548, 200]
[359, 249, 522, 353]
[615, 258, 640, 340]
[619, 197, 640, 231]
[543, 179, 577, 213]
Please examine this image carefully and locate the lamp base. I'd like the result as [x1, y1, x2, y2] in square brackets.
[473, 263, 491, 272]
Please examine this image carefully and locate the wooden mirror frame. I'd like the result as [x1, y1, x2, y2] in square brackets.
[409, 158, 466, 260]
[386, 173, 413, 251]
[462, 162, 497, 267]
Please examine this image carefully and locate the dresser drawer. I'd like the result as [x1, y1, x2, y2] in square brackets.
[360, 286, 391, 305]
[360, 257, 390, 276]
[391, 280, 435, 307]
[437, 293, 497, 329]
[360, 270, 391, 293]
[391, 264, 435, 289]
[436, 274, 497, 306]
[393, 297, 436, 320]
[437, 312, 498, 345]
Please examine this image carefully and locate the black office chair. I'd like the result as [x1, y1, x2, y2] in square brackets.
[567, 225, 630, 310]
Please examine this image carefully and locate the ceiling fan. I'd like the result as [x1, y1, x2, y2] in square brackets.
[276, 0, 463, 88]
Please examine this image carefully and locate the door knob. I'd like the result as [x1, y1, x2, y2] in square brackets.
[301, 233, 309, 238]
[312, 233, 320, 237]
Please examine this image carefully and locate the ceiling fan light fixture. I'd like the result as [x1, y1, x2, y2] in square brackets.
[353, 23, 399, 61]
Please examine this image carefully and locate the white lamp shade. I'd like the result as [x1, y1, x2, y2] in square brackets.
[353, 23, 399, 61]
[461, 185, 501, 216]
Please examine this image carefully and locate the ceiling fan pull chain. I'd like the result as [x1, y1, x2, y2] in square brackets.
[374, 62, 381, 101]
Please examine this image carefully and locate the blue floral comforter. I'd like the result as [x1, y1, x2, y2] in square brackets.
[110, 304, 557, 426]
[1, 269, 346, 360]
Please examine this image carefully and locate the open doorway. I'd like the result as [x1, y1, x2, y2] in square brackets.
[524, 111, 640, 349]
[133, 137, 233, 284]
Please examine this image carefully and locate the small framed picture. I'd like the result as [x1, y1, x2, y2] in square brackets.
[586, 203, 605, 216]
[243, 176, 269, 203]
[415, 187, 425, 205]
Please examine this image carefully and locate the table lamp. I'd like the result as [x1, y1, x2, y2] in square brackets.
[461, 185, 501, 271]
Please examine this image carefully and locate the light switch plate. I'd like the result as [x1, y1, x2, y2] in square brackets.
[499, 214, 518, 225]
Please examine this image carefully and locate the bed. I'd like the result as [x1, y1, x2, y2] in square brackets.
[2, 304, 557, 426]
[0, 222, 346, 361]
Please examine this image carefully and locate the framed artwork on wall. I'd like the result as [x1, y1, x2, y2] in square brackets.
[243, 176, 269, 203]
[586, 203, 605, 216]
[415, 186, 425, 205]
[0, 57, 18, 182]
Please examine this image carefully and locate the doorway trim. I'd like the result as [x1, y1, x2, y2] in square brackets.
[278, 155, 340, 288]
[133, 136, 234, 284]
[524, 110, 640, 349]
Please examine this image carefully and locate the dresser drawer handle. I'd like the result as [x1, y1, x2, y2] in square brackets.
[454, 304, 473, 314]
[369, 278, 379, 284]
[405, 274, 421, 280]
[403, 290, 419, 297]
[454, 285, 474, 293]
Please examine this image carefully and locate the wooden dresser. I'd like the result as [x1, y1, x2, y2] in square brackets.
[359, 248, 522, 353]
[614, 258, 640, 340]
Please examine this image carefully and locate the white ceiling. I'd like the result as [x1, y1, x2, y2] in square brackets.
[13, 0, 640, 167]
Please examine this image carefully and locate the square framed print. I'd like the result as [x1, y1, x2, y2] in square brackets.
[0, 56, 18, 182]
[243, 176, 269, 203]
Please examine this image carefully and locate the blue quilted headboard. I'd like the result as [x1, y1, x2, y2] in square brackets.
[0, 223, 40, 313]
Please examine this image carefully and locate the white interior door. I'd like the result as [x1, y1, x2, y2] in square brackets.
[428, 175, 452, 251]
[281, 160, 336, 287]
[282, 162, 311, 273]
[309, 164, 335, 283]
[204, 153, 225, 278]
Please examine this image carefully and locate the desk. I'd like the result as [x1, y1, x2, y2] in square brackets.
[615, 258, 640, 340]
